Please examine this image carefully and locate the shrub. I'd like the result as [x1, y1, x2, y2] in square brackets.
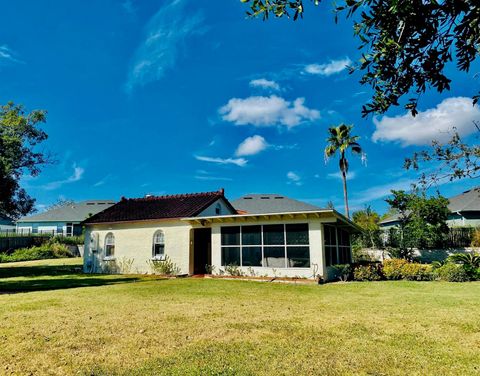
[353, 264, 382, 281]
[331, 264, 352, 281]
[434, 263, 470, 282]
[401, 263, 433, 281]
[147, 256, 180, 276]
[471, 228, 480, 247]
[0, 241, 73, 263]
[383, 259, 409, 280]
[225, 264, 243, 276]
[51, 235, 85, 246]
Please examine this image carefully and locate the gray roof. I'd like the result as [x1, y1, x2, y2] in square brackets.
[231, 194, 322, 214]
[0, 217, 14, 226]
[380, 187, 480, 225]
[17, 200, 116, 223]
[448, 187, 480, 212]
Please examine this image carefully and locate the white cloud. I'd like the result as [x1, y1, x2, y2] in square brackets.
[304, 58, 351, 76]
[249, 78, 280, 91]
[43, 165, 85, 191]
[0, 45, 21, 64]
[125, 0, 204, 92]
[220, 95, 320, 128]
[195, 155, 247, 167]
[327, 171, 357, 181]
[93, 174, 113, 187]
[372, 97, 480, 146]
[287, 171, 302, 186]
[235, 135, 268, 157]
[195, 175, 233, 181]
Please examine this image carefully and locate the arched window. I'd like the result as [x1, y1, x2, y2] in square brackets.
[105, 233, 115, 258]
[153, 230, 165, 259]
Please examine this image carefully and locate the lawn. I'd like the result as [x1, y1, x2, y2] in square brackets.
[1, 259, 480, 375]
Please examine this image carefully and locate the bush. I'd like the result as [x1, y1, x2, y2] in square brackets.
[383, 259, 409, 280]
[147, 256, 180, 276]
[471, 228, 480, 247]
[0, 241, 73, 263]
[51, 235, 85, 246]
[383, 259, 433, 281]
[401, 263, 433, 281]
[331, 264, 352, 281]
[353, 264, 383, 281]
[434, 263, 470, 282]
[225, 264, 243, 277]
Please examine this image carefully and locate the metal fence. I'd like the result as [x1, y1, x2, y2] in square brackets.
[381, 227, 477, 249]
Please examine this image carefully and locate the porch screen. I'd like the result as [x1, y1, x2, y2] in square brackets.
[220, 223, 310, 268]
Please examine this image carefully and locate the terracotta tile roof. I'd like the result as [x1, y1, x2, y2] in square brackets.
[83, 189, 233, 224]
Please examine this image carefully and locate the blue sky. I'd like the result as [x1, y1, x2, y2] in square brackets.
[1, 0, 479, 214]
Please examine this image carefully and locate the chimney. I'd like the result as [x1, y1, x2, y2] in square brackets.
[219, 188, 225, 196]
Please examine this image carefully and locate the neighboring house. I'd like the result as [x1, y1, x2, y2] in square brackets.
[0, 217, 15, 231]
[380, 187, 480, 229]
[16, 200, 115, 236]
[82, 189, 359, 280]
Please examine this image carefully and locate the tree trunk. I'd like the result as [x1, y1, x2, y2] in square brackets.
[341, 163, 349, 218]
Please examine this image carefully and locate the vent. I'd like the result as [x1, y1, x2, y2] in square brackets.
[244, 197, 253, 200]
[260, 197, 270, 199]
[274, 196, 284, 199]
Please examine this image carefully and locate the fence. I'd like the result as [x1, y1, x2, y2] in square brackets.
[381, 227, 477, 249]
[0, 236, 51, 253]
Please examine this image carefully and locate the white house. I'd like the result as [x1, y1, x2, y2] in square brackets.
[82, 190, 359, 280]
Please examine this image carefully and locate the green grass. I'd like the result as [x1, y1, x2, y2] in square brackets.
[1, 259, 480, 375]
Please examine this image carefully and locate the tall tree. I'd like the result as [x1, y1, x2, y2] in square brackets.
[325, 124, 363, 218]
[241, 0, 480, 117]
[0, 102, 49, 219]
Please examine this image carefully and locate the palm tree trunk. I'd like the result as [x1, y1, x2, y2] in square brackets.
[341, 157, 350, 218]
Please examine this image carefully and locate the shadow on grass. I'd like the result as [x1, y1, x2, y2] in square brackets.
[0, 263, 156, 294]
[0, 264, 82, 279]
[0, 275, 144, 294]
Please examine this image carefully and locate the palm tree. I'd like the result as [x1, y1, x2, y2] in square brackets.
[448, 252, 480, 268]
[325, 124, 363, 218]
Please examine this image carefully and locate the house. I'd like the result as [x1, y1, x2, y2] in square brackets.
[82, 189, 359, 280]
[0, 216, 15, 231]
[380, 187, 480, 229]
[16, 200, 115, 236]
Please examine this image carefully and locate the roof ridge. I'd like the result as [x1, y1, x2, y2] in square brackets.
[121, 189, 224, 202]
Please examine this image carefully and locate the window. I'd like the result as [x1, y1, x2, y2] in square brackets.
[220, 224, 310, 268]
[152, 230, 165, 259]
[215, 203, 222, 215]
[324, 225, 351, 266]
[66, 222, 73, 237]
[105, 233, 115, 258]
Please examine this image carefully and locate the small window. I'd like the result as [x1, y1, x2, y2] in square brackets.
[153, 230, 165, 259]
[215, 203, 221, 215]
[105, 233, 115, 258]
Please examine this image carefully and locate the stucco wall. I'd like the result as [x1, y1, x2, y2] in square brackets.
[83, 220, 192, 274]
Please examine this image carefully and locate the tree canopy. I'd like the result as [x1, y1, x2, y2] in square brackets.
[241, 0, 480, 116]
[385, 190, 449, 258]
[0, 102, 49, 219]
